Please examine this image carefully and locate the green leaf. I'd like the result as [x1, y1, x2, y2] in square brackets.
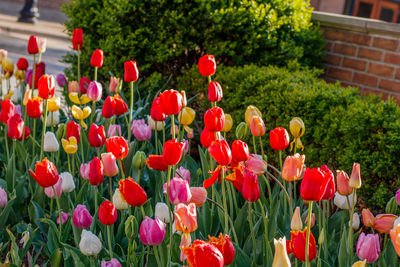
[50, 248, 63, 267]
[338, 227, 348, 267]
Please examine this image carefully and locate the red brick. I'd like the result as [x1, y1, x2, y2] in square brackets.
[379, 79, 400, 93]
[372, 37, 399, 51]
[325, 54, 342, 65]
[327, 67, 353, 81]
[358, 47, 383, 61]
[326, 41, 333, 52]
[368, 63, 395, 77]
[353, 72, 378, 87]
[396, 69, 400, 80]
[333, 44, 357, 56]
[363, 88, 388, 100]
[347, 32, 371, 46]
[324, 29, 347, 41]
[342, 57, 367, 71]
[341, 82, 355, 88]
[384, 53, 400, 65]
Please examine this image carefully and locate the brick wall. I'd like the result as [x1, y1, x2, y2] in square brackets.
[313, 11, 400, 102]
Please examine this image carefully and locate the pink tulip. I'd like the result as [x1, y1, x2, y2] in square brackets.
[101, 258, 122, 267]
[139, 216, 166, 246]
[131, 119, 151, 141]
[68, 81, 79, 93]
[180, 233, 192, 261]
[57, 212, 70, 225]
[169, 178, 191, 205]
[374, 214, 398, 234]
[349, 162, 361, 189]
[14, 105, 22, 116]
[44, 177, 63, 198]
[176, 166, 190, 183]
[87, 81, 102, 101]
[170, 125, 179, 136]
[245, 154, 267, 176]
[304, 213, 316, 228]
[108, 124, 121, 137]
[362, 208, 376, 227]
[356, 233, 380, 263]
[396, 189, 400, 206]
[0, 187, 7, 208]
[101, 152, 119, 177]
[109, 77, 120, 93]
[80, 163, 90, 180]
[281, 153, 305, 181]
[336, 170, 352, 196]
[183, 139, 189, 154]
[189, 187, 207, 207]
[73, 204, 93, 229]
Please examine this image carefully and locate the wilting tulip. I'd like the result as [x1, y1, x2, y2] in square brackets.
[106, 136, 129, 159]
[29, 158, 59, 188]
[27, 35, 39, 54]
[38, 75, 55, 99]
[159, 89, 184, 116]
[200, 128, 221, 148]
[222, 114, 233, 133]
[27, 97, 43, 118]
[186, 127, 194, 139]
[150, 97, 167, 121]
[349, 163, 361, 189]
[48, 97, 60, 112]
[16, 57, 28, 70]
[124, 60, 139, 82]
[88, 157, 104, 186]
[334, 192, 356, 210]
[242, 170, 260, 202]
[44, 177, 63, 198]
[336, 170, 352, 196]
[68, 81, 79, 93]
[2, 57, 14, 75]
[300, 167, 331, 202]
[209, 140, 232, 166]
[286, 228, 317, 262]
[163, 139, 185, 166]
[270, 127, 290, 150]
[190, 187, 207, 207]
[0, 187, 7, 208]
[139, 216, 166, 246]
[362, 208, 376, 227]
[62, 136, 78, 154]
[204, 107, 225, 132]
[7, 114, 24, 140]
[72, 29, 83, 50]
[182, 240, 223, 267]
[119, 177, 147, 207]
[69, 92, 91, 105]
[245, 154, 267, 176]
[66, 121, 81, 144]
[174, 203, 198, 234]
[178, 107, 196, 126]
[101, 153, 118, 177]
[60, 172, 75, 193]
[108, 124, 121, 137]
[245, 105, 262, 126]
[87, 81, 102, 101]
[272, 237, 291, 267]
[231, 140, 250, 162]
[198, 55, 216, 77]
[290, 117, 305, 150]
[390, 224, 400, 256]
[207, 234, 235, 266]
[113, 94, 128, 116]
[250, 116, 266, 137]
[101, 258, 122, 267]
[79, 230, 101, 256]
[73, 204, 93, 229]
[0, 99, 14, 124]
[88, 124, 106, 147]
[374, 214, 398, 234]
[90, 49, 103, 68]
[356, 233, 380, 263]
[131, 119, 151, 141]
[109, 77, 120, 93]
[208, 81, 223, 102]
[15, 70, 25, 81]
[291, 207, 303, 231]
[282, 153, 305, 181]
[112, 189, 128, 210]
[57, 212, 69, 225]
[56, 73, 67, 87]
[168, 178, 191, 205]
[98, 201, 117, 225]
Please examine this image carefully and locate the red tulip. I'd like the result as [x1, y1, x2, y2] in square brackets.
[242, 170, 260, 202]
[106, 136, 129, 159]
[287, 228, 317, 262]
[27, 35, 39, 54]
[198, 55, 216, 77]
[300, 167, 331, 202]
[119, 177, 147, 206]
[26, 97, 43, 118]
[231, 140, 250, 162]
[124, 60, 139, 82]
[270, 127, 290, 151]
[182, 240, 224, 267]
[209, 140, 232, 166]
[80, 76, 91, 94]
[88, 124, 106, 148]
[18, 126, 30, 141]
[72, 29, 83, 50]
[0, 99, 15, 124]
[159, 89, 183, 116]
[16, 58, 29, 70]
[208, 234, 236, 266]
[321, 165, 335, 200]
[200, 128, 221, 148]
[98, 200, 117, 225]
[204, 107, 225, 132]
[38, 75, 55, 99]
[163, 139, 185, 166]
[208, 81, 223, 102]
[90, 49, 103, 68]
[88, 157, 104, 186]
[7, 114, 24, 140]
[150, 97, 167, 121]
[66, 121, 81, 144]
[29, 157, 59, 188]
[145, 155, 169, 171]
[113, 94, 128, 116]
[102, 96, 115, 119]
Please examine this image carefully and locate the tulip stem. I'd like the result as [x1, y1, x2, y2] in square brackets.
[127, 81, 134, 144]
[77, 46, 81, 82]
[258, 199, 272, 264]
[348, 188, 357, 263]
[109, 176, 113, 200]
[51, 112, 54, 133]
[80, 128, 85, 164]
[154, 246, 162, 267]
[53, 185, 62, 237]
[171, 115, 175, 139]
[248, 202, 257, 259]
[137, 170, 141, 184]
[259, 136, 264, 157]
[305, 201, 313, 267]
[107, 225, 113, 258]
[90, 100, 96, 126]
[118, 159, 125, 179]
[32, 119, 36, 156]
[166, 165, 173, 267]
[22, 105, 28, 146]
[12, 140, 15, 191]
[221, 167, 229, 234]
[265, 171, 292, 218]
[3, 125, 9, 165]
[94, 186, 98, 217]
[40, 99, 48, 159]
[154, 123, 158, 154]
[31, 54, 36, 96]
[323, 200, 328, 261]
[94, 66, 98, 82]
[252, 135, 257, 154]
[162, 123, 165, 146]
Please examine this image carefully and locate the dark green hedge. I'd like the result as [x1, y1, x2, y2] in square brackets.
[177, 63, 400, 210]
[61, 0, 325, 80]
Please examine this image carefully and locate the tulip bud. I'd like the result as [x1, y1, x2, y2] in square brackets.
[101, 152, 119, 177]
[79, 230, 102, 256]
[109, 77, 120, 93]
[132, 151, 146, 170]
[349, 163, 361, 189]
[356, 233, 380, 263]
[245, 105, 262, 126]
[56, 123, 66, 140]
[168, 178, 191, 205]
[0, 187, 8, 208]
[155, 202, 171, 223]
[131, 119, 151, 141]
[336, 170, 352, 196]
[242, 170, 260, 202]
[362, 208, 375, 227]
[208, 81, 223, 102]
[181, 90, 187, 107]
[272, 237, 291, 267]
[282, 153, 305, 181]
[87, 81, 102, 102]
[125, 215, 138, 240]
[107, 124, 121, 137]
[147, 115, 164, 131]
[101, 258, 122, 267]
[178, 107, 196, 126]
[189, 187, 207, 207]
[304, 213, 316, 228]
[0, 49, 7, 61]
[56, 74, 67, 88]
[39, 38, 47, 54]
[112, 189, 128, 210]
[43, 132, 59, 152]
[57, 211, 69, 225]
[176, 166, 191, 183]
[198, 55, 216, 77]
[334, 192, 356, 210]
[291, 207, 303, 231]
[396, 189, 400, 206]
[90, 49, 103, 68]
[60, 172, 75, 193]
[222, 114, 233, 133]
[68, 81, 79, 93]
[235, 122, 249, 140]
[351, 213, 360, 230]
[318, 228, 324, 245]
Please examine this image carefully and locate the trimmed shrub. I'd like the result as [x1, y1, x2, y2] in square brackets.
[177, 63, 400, 210]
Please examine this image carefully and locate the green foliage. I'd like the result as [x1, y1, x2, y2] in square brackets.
[61, 0, 325, 81]
[177, 63, 400, 210]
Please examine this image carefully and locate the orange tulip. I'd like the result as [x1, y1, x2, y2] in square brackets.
[174, 203, 197, 234]
[282, 153, 305, 181]
[250, 116, 266, 137]
[336, 170, 352, 196]
[362, 208, 376, 227]
[390, 224, 400, 256]
[349, 163, 361, 189]
[374, 214, 398, 234]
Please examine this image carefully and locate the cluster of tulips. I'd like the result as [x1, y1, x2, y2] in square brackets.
[0, 28, 400, 266]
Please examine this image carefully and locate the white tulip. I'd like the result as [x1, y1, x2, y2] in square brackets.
[43, 132, 59, 152]
[79, 230, 101, 256]
[155, 202, 170, 223]
[42, 111, 60, 127]
[60, 172, 75, 192]
[334, 192, 356, 210]
[351, 213, 360, 230]
[147, 115, 164, 131]
[112, 189, 128, 210]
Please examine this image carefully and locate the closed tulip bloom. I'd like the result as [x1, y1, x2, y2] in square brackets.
[102, 96, 115, 119]
[0, 187, 7, 208]
[176, 166, 190, 183]
[112, 188, 128, 210]
[60, 172, 75, 192]
[163, 139, 185, 166]
[73, 204, 93, 229]
[7, 114, 24, 140]
[150, 97, 167, 121]
[159, 89, 184, 115]
[242, 170, 260, 202]
[336, 170, 352, 196]
[38, 75, 55, 99]
[208, 81, 223, 102]
[291, 207, 303, 231]
[183, 241, 224, 267]
[15, 69, 25, 81]
[2, 57, 14, 74]
[39, 38, 47, 53]
[47, 97, 60, 112]
[119, 177, 147, 207]
[90, 49, 103, 68]
[155, 202, 171, 223]
[62, 136, 78, 154]
[209, 140, 232, 166]
[56, 73, 67, 87]
[80, 76, 91, 94]
[124, 60, 139, 82]
[374, 214, 398, 234]
[106, 136, 129, 159]
[198, 55, 216, 77]
[272, 237, 291, 267]
[204, 107, 225, 132]
[286, 228, 317, 262]
[101, 153, 118, 177]
[334, 192, 356, 210]
[290, 117, 305, 149]
[101, 258, 122, 267]
[87, 81, 102, 101]
[168, 178, 191, 205]
[113, 94, 128, 116]
[107, 124, 121, 137]
[88, 157, 104, 186]
[200, 128, 221, 148]
[282, 154, 305, 181]
[56, 212, 69, 225]
[16, 57, 28, 70]
[178, 107, 196, 126]
[27, 97, 43, 118]
[27, 35, 39, 54]
[245, 105, 262, 126]
[250, 116, 266, 137]
[349, 162, 361, 189]
[362, 208, 376, 227]
[0, 49, 7, 61]
[270, 127, 290, 150]
[300, 167, 331, 202]
[98, 201, 117, 225]
[190, 187, 207, 207]
[222, 114, 233, 133]
[140, 216, 166, 246]
[390, 224, 400, 256]
[352, 213, 360, 230]
[396, 189, 400, 206]
[29, 158, 59, 188]
[72, 29, 83, 50]
[88, 124, 105, 147]
[132, 151, 146, 170]
[80, 163, 90, 180]
[44, 176, 63, 198]
[304, 213, 316, 229]
[131, 119, 151, 141]
[147, 115, 164, 131]
[109, 77, 120, 93]
[0, 99, 14, 124]
[68, 81, 79, 93]
[175, 203, 198, 234]
[66, 121, 81, 143]
[245, 154, 268, 176]
[321, 165, 335, 201]
[79, 230, 101, 256]
[231, 140, 250, 162]
[356, 233, 380, 263]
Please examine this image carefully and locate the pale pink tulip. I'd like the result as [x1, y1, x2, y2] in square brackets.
[131, 119, 151, 141]
[356, 233, 380, 263]
[282, 153, 305, 181]
[101, 152, 119, 177]
[44, 177, 63, 198]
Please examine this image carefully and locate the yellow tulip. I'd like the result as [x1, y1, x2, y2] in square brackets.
[62, 136, 78, 154]
[4, 90, 13, 100]
[178, 107, 195, 126]
[289, 117, 305, 151]
[245, 105, 262, 126]
[184, 126, 194, 139]
[351, 260, 367, 267]
[290, 207, 302, 231]
[15, 69, 25, 81]
[71, 105, 91, 130]
[272, 237, 291, 267]
[69, 92, 91, 105]
[23, 89, 31, 106]
[48, 97, 61, 112]
[222, 114, 233, 132]
[181, 90, 187, 107]
[1, 57, 14, 74]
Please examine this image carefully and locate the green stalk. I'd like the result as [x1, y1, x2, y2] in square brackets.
[305, 201, 313, 267]
[259, 136, 264, 157]
[127, 81, 134, 144]
[40, 99, 48, 159]
[258, 199, 272, 264]
[77, 46, 81, 82]
[119, 159, 125, 179]
[248, 202, 257, 259]
[323, 200, 328, 261]
[94, 66, 98, 81]
[171, 115, 175, 139]
[107, 225, 113, 258]
[221, 168, 229, 234]
[109, 176, 113, 200]
[252, 135, 257, 154]
[32, 119, 36, 155]
[51, 112, 54, 133]
[22, 106, 28, 146]
[31, 54, 36, 96]
[137, 170, 141, 184]
[12, 140, 15, 191]
[265, 171, 292, 218]
[4, 125, 9, 163]
[348, 188, 357, 263]
[80, 128, 85, 164]
[154, 246, 162, 267]
[162, 123, 166, 145]
[155, 122, 158, 154]
[53, 185, 62, 237]
[94, 186, 98, 217]
[165, 165, 173, 267]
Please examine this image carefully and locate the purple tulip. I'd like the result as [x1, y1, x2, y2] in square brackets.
[176, 166, 190, 184]
[25, 69, 32, 84]
[56, 73, 68, 87]
[165, 177, 191, 205]
[131, 119, 151, 141]
[44, 177, 63, 199]
[73, 204, 93, 229]
[14, 105, 22, 116]
[108, 124, 121, 137]
[139, 216, 166, 246]
[396, 189, 400, 206]
[0, 187, 7, 208]
[87, 81, 103, 101]
[356, 232, 380, 263]
[57, 212, 70, 225]
[101, 258, 122, 267]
